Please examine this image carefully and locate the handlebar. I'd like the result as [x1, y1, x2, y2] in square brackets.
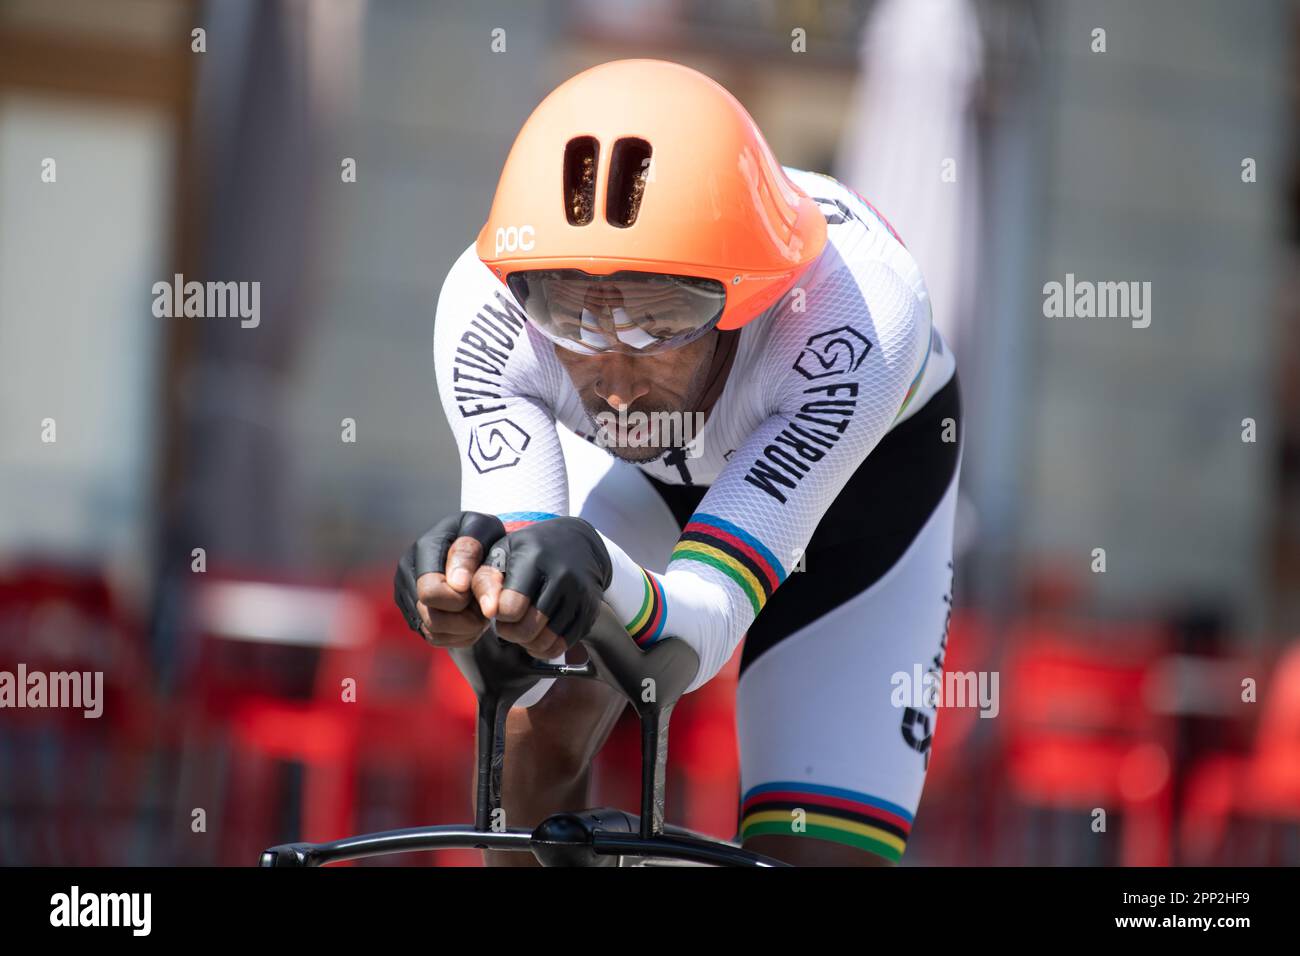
[449, 602, 700, 839]
[260, 603, 787, 866]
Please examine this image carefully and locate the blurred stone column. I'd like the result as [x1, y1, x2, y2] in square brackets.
[170, 0, 361, 567]
[152, 0, 362, 687]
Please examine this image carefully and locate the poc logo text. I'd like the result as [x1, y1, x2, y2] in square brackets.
[494, 225, 535, 255]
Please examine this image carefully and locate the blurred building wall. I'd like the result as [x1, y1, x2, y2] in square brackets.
[0, 0, 187, 600]
[1024, 0, 1293, 629]
[0, 94, 171, 563]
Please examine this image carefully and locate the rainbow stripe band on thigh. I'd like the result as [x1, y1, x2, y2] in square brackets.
[739, 781, 914, 863]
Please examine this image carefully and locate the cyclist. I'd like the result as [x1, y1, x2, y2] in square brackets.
[395, 59, 961, 866]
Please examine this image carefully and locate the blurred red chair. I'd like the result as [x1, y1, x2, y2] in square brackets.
[914, 608, 996, 865]
[669, 646, 742, 838]
[306, 574, 477, 865]
[175, 570, 478, 865]
[173, 572, 365, 863]
[999, 621, 1174, 865]
[0, 561, 155, 864]
[1180, 642, 1300, 864]
[926, 608, 993, 790]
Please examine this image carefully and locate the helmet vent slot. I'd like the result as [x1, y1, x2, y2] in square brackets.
[563, 136, 599, 225]
[606, 138, 652, 228]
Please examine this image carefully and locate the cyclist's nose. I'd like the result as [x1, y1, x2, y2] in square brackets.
[593, 359, 651, 409]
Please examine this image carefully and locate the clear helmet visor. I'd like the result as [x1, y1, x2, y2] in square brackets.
[506, 270, 727, 355]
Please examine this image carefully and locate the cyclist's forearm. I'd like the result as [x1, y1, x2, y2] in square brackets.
[597, 531, 737, 693]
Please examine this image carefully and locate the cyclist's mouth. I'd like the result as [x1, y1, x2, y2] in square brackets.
[619, 419, 653, 446]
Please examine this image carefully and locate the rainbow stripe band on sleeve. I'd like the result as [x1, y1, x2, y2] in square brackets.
[497, 511, 559, 532]
[670, 514, 786, 616]
[626, 567, 667, 647]
[739, 782, 914, 863]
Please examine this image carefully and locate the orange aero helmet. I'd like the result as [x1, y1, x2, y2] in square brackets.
[476, 59, 828, 340]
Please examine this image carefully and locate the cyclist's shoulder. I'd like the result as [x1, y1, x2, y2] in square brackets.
[737, 173, 930, 400]
[784, 166, 852, 200]
[435, 243, 531, 340]
[785, 168, 902, 235]
[438, 243, 501, 313]
[784, 168, 914, 270]
[433, 243, 554, 398]
[782, 168, 929, 325]
[740, 285, 912, 419]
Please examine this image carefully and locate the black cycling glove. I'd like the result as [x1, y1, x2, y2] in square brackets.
[393, 511, 506, 634]
[485, 516, 612, 646]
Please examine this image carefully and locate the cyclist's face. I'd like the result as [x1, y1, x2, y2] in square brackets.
[553, 331, 718, 463]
